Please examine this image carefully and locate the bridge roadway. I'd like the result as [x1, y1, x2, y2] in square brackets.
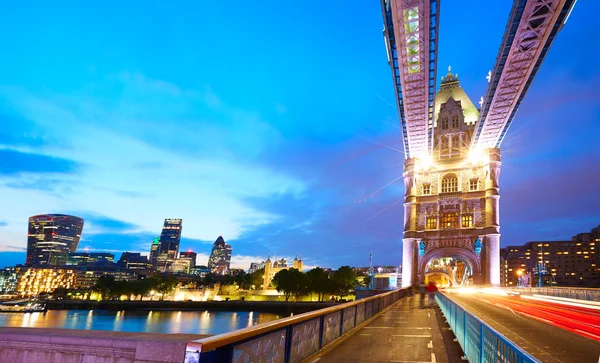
[311, 294, 464, 363]
[310, 291, 600, 363]
[446, 290, 600, 363]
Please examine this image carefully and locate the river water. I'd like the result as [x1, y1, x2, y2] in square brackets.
[0, 310, 283, 335]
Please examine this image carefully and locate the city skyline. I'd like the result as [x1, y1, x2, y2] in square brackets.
[0, 1, 599, 269]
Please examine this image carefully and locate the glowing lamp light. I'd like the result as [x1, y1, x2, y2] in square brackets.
[468, 148, 488, 166]
[416, 154, 433, 172]
[517, 269, 523, 276]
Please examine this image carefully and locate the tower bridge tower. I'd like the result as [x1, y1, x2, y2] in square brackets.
[402, 69, 501, 286]
[381, 0, 576, 287]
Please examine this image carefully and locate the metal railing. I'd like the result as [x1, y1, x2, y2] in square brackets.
[503, 286, 600, 302]
[184, 288, 409, 363]
[436, 293, 540, 363]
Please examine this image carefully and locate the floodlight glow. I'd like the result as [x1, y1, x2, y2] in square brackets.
[417, 154, 432, 171]
[468, 148, 488, 166]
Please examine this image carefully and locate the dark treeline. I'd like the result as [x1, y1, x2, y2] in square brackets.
[272, 266, 363, 302]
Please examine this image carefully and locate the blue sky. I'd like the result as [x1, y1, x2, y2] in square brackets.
[0, 1, 598, 270]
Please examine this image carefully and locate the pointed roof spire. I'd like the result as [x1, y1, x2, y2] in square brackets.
[440, 65, 459, 89]
[294, 252, 298, 261]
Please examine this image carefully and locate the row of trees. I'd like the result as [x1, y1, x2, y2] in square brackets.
[271, 266, 358, 302]
[91, 275, 177, 301]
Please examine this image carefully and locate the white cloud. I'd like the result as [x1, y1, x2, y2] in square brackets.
[0, 73, 306, 252]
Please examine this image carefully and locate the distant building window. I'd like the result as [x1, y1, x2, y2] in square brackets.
[462, 214, 473, 228]
[427, 217, 437, 229]
[441, 174, 458, 193]
[441, 213, 458, 229]
[469, 178, 479, 191]
[452, 115, 459, 128]
[422, 183, 431, 195]
[441, 117, 448, 129]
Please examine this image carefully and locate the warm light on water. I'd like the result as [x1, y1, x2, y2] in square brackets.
[0, 310, 283, 335]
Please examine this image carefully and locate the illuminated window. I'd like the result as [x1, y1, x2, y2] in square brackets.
[461, 214, 473, 228]
[441, 174, 458, 193]
[422, 183, 431, 195]
[469, 178, 478, 191]
[441, 117, 448, 129]
[426, 217, 437, 230]
[440, 213, 458, 229]
[452, 115, 459, 128]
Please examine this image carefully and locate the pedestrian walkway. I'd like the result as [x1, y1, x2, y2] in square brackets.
[311, 295, 464, 363]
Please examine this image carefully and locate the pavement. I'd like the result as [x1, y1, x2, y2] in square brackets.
[312, 295, 464, 363]
[449, 292, 600, 363]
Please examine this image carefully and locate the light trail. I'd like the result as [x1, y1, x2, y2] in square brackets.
[473, 292, 600, 341]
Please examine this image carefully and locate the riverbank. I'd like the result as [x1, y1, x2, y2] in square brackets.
[47, 300, 335, 315]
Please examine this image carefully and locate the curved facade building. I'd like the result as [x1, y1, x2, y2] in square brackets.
[26, 214, 84, 266]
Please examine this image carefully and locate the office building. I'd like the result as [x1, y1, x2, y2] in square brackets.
[150, 219, 183, 271]
[207, 236, 232, 275]
[26, 214, 84, 266]
[16, 267, 76, 297]
[179, 251, 197, 269]
[0, 266, 18, 294]
[118, 252, 152, 270]
[73, 265, 137, 290]
[67, 252, 114, 266]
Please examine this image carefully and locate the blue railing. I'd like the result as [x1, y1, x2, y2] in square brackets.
[184, 288, 410, 363]
[436, 293, 540, 363]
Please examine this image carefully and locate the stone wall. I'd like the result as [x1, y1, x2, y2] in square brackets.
[0, 327, 207, 363]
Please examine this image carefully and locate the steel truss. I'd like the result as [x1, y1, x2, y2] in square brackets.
[472, 0, 577, 150]
[381, 0, 439, 159]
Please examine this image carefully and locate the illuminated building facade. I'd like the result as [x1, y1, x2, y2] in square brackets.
[179, 251, 197, 269]
[151, 219, 183, 271]
[501, 225, 600, 287]
[263, 255, 303, 289]
[0, 266, 18, 294]
[73, 266, 137, 290]
[118, 252, 152, 270]
[402, 70, 501, 286]
[167, 259, 192, 274]
[16, 267, 76, 297]
[207, 236, 232, 275]
[67, 252, 114, 266]
[26, 214, 84, 266]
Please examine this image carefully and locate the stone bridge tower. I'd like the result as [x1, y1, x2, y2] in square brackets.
[401, 68, 501, 287]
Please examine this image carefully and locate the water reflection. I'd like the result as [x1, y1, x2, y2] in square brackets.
[0, 310, 282, 335]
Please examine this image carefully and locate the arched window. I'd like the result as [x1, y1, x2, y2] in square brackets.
[452, 115, 459, 128]
[441, 174, 458, 193]
[441, 117, 448, 129]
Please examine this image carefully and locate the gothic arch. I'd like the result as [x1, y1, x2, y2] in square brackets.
[418, 247, 481, 282]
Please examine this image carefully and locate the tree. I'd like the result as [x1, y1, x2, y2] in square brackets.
[272, 268, 308, 302]
[360, 275, 371, 288]
[131, 279, 152, 301]
[306, 268, 331, 302]
[93, 275, 116, 300]
[53, 287, 69, 300]
[331, 266, 357, 298]
[249, 268, 265, 290]
[154, 275, 177, 301]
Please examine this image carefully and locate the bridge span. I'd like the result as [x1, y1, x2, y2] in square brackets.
[183, 287, 600, 363]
